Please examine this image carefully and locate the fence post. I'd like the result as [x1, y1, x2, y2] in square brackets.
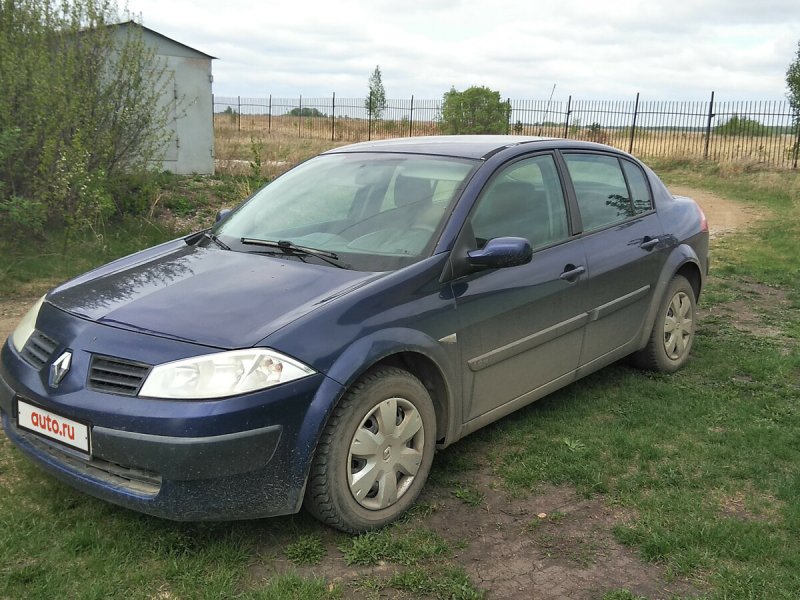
[237, 96, 241, 132]
[563, 96, 572, 138]
[331, 92, 336, 142]
[298, 95, 302, 138]
[704, 91, 715, 159]
[506, 98, 512, 134]
[268, 94, 272, 134]
[409, 95, 414, 137]
[629, 92, 640, 153]
[368, 91, 373, 141]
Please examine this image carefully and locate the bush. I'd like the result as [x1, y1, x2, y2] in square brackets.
[440, 86, 510, 135]
[0, 195, 47, 237]
[0, 0, 172, 238]
[289, 107, 326, 117]
[714, 115, 772, 137]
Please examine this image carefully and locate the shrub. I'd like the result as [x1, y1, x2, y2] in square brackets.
[440, 86, 510, 135]
[288, 107, 326, 117]
[0, 0, 172, 238]
[714, 115, 772, 137]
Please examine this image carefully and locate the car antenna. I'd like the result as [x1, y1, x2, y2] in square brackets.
[538, 84, 557, 137]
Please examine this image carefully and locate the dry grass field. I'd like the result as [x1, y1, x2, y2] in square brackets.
[214, 113, 799, 177]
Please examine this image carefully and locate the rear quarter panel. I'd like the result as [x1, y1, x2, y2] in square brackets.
[636, 168, 709, 347]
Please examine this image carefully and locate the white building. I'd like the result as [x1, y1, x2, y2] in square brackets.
[115, 22, 216, 175]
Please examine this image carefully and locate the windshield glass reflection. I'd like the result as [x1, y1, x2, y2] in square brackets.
[215, 153, 477, 271]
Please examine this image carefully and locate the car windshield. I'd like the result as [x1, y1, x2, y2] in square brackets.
[214, 152, 477, 271]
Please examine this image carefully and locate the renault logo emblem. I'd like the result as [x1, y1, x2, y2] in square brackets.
[49, 351, 72, 387]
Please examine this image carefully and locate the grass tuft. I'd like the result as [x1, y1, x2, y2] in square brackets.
[249, 573, 342, 600]
[388, 566, 486, 600]
[452, 484, 485, 507]
[283, 534, 325, 566]
[340, 527, 450, 567]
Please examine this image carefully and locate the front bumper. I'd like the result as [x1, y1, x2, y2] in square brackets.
[0, 333, 343, 521]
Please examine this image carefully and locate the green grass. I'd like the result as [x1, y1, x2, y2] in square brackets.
[387, 567, 485, 600]
[243, 574, 342, 599]
[447, 160, 800, 596]
[1, 161, 799, 598]
[354, 567, 485, 600]
[247, 574, 342, 600]
[452, 484, 485, 507]
[0, 218, 178, 294]
[283, 534, 326, 566]
[0, 173, 260, 295]
[340, 527, 451, 566]
[474, 319, 799, 591]
[653, 159, 800, 302]
[601, 591, 648, 600]
[0, 455, 251, 598]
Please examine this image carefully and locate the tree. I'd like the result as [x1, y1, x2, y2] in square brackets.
[0, 0, 172, 237]
[440, 86, 510, 135]
[289, 107, 326, 117]
[788, 41, 800, 117]
[714, 115, 771, 137]
[365, 65, 386, 120]
[785, 41, 800, 163]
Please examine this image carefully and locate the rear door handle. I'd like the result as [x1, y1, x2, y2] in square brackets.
[560, 265, 586, 282]
[640, 236, 660, 251]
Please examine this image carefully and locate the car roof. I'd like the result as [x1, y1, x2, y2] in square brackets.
[324, 135, 562, 160]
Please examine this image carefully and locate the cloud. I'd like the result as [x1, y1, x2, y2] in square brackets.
[130, 0, 800, 101]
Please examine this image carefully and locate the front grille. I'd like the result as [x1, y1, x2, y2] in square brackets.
[20, 429, 161, 496]
[21, 330, 58, 369]
[88, 355, 151, 396]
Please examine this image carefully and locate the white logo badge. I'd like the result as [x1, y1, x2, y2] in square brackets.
[49, 351, 72, 387]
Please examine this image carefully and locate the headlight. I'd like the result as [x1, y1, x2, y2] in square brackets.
[138, 348, 316, 399]
[11, 295, 46, 353]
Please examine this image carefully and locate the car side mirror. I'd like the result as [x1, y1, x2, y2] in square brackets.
[215, 208, 232, 223]
[467, 237, 532, 269]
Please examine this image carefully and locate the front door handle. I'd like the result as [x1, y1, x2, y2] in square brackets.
[560, 264, 586, 282]
[640, 236, 660, 251]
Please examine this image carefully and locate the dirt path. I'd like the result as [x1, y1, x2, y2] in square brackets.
[0, 187, 768, 599]
[669, 185, 763, 238]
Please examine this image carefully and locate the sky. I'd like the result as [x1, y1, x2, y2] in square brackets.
[127, 0, 800, 103]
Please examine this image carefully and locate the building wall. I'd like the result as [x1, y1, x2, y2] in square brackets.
[126, 25, 215, 175]
[159, 54, 214, 175]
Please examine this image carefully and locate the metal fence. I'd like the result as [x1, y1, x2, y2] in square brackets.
[213, 92, 800, 168]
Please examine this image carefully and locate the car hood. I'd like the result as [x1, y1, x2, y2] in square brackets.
[47, 242, 380, 348]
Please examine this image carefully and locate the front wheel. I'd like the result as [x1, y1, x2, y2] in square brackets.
[304, 367, 436, 533]
[634, 274, 697, 372]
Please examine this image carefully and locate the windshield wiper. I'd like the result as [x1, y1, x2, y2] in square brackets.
[203, 231, 231, 250]
[240, 238, 347, 269]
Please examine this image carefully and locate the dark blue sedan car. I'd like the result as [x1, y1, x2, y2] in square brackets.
[0, 136, 708, 532]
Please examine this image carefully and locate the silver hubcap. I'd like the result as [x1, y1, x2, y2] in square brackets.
[348, 397, 425, 510]
[663, 291, 693, 360]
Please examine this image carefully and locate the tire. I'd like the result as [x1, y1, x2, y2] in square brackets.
[633, 274, 696, 372]
[304, 366, 436, 533]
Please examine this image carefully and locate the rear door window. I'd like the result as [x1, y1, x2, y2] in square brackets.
[621, 160, 653, 213]
[563, 153, 635, 232]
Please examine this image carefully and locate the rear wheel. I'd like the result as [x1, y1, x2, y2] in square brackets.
[634, 275, 696, 372]
[304, 366, 436, 533]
